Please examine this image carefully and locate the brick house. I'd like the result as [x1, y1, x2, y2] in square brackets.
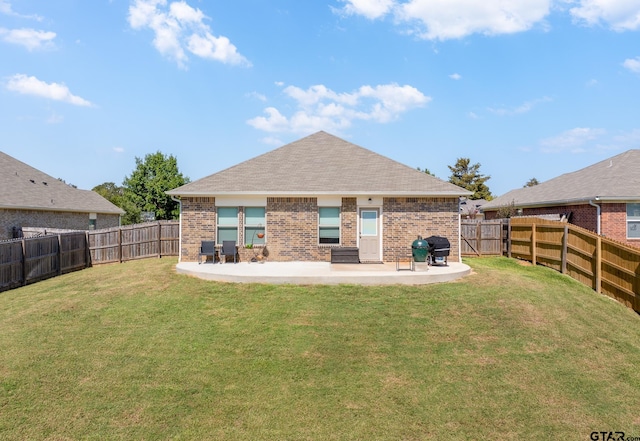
[0, 151, 123, 239]
[482, 149, 640, 249]
[167, 131, 471, 263]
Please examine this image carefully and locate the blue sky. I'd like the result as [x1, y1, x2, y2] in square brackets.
[1, 0, 639, 197]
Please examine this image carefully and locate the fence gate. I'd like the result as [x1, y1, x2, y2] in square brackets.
[461, 220, 506, 256]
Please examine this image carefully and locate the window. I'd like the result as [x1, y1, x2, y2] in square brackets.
[319, 207, 340, 244]
[245, 207, 265, 246]
[217, 207, 238, 243]
[627, 203, 640, 239]
[361, 211, 377, 236]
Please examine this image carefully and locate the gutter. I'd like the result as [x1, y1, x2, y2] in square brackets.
[171, 196, 183, 263]
[485, 195, 640, 211]
[589, 198, 601, 235]
[166, 190, 472, 198]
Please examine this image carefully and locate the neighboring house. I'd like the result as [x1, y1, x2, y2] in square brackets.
[482, 149, 640, 248]
[167, 131, 471, 263]
[0, 151, 124, 240]
[460, 198, 487, 219]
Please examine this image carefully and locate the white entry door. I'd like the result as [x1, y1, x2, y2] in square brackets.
[359, 208, 381, 262]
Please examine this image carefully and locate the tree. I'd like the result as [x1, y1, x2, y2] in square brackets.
[122, 152, 189, 223]
[496, 200, 517, 218]
[92, 182, 139, 225]
[58, 178, 77, 188]
[416, 167, 435, 176]
[447, 157, 492, 200]
[524, 177, 539, 187]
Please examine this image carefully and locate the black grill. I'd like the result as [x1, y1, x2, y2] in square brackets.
[425, 236, 450, 265]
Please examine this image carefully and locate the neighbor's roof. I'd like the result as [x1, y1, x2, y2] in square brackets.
[0, 151, 124, 214]
[168, 131, 470, 197]
[483, 149, 640, 210]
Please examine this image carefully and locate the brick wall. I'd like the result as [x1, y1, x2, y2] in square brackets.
[485, 202, 640, 249]
[601, 203, 640, 248]
[485, 204, 596, 230]
[341, 198, 358, 248]
[383, 197, 460, 262]
[0, 209, 120, 240]
[180, 197, 216, 261]
[266, 197, 322, 261]
[179, 196, 461, 262]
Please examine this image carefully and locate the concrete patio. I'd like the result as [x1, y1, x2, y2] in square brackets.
[176, 260, 471, 285]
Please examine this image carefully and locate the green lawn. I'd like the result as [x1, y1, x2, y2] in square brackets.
[1, 257, 639, 440]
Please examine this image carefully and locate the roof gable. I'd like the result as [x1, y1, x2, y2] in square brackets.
[0, 151, 124, 214]
[483, 149, 640, 209]
[169, 131, 469, 197]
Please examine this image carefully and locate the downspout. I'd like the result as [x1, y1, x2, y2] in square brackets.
[589, 198, 601, 235]
[171, 196, 182, 263]
[458, 197, 462, 263]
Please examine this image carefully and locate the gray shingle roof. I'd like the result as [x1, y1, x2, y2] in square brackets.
[168, 131, 470, 197]
[0, 151, 124, 214]
[483, 149, 640, 210]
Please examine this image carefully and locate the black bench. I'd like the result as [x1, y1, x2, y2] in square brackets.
[331, 247, 360, 264]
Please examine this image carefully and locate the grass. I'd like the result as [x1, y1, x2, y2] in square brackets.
[1, 257, 639, 440]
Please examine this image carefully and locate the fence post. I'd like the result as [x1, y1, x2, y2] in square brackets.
[476, 221, 482, 257]
[158, 221, 162, 259]
[119, 227, 123, 263]
[21, 238, 26, 286]
[561, 225, 568, 274]
[507, 219, 511, 258]
[85, 231, 91, 268]
[57, 234, 62, 276]
[531, 223, 537, 266]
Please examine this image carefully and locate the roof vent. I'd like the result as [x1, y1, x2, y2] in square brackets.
[29, 179, 35, 184]
[42, 181, 48, 186]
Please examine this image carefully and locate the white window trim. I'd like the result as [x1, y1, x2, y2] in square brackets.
[626, 203, 640, 240]
[217, 206, 239, 243]
[244, 207, 266, 246]
[318, 206, 341, 246]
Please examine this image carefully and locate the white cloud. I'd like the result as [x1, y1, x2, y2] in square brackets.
[0, 28, 55, 50]
[570, 0, 640, 31]
[0, 1, 43, 21]
[247, 83, 430, 134]
[623, 56, 640, 73]
[6, 74, 93, 107]
[449, 73, 462, 80]
[246, 91, 267, 102]
[128, 0, 250, 68]
[402, 0, 551, 39]
[540, 127, 606, 152]
[337, 0, 551, 40]
[113, 146, 125, 153]
[338, 0, 640, 38]
[488, 96, 552, 116]
[337, 0, 395, 19]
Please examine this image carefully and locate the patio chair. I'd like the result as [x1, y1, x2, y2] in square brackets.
[220, 240, 237, 263]
[198, 240, 216, 264]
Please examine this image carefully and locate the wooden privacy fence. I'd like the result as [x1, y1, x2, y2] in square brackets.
[508, 217, 640, 313]
[0, 232, 89, 292]
[461, 220, 508, 256]
[88, 221, 179, 264]
[0, 221, 179, 292]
